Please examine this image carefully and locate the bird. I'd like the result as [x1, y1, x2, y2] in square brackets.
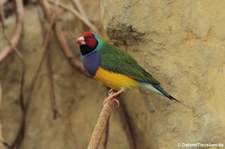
[76, 31, 180, 103]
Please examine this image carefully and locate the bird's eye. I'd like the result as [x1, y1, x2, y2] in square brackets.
[87, 36, 92, 40]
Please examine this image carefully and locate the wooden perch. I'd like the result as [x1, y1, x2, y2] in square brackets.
[87, 95, 119, 149]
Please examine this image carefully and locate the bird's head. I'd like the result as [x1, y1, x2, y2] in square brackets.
[76, 32, 98, 56]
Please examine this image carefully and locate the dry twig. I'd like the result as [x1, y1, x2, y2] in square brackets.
[87, 95, 119, 149]
[0, 1, 26, 148]
[37, 6, 81, 148]
[9, 1, 60, 148]
[70, 0, 87, 18]
[26, 0, 58, 109]
[0, 0, 24, 64]
[0, 0, 7, 6]
[38, 0, 60, 119]
[39, 0, 89, 77]
[70, 0, 100, 34]
[46, 44, 59, 119]
[48, 0, 99, 34]
[38, 1, 82, 148]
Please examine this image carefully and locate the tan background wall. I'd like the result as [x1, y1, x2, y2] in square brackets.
[0, 0, 225, 148]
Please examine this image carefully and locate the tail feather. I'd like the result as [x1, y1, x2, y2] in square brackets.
[151, 84, 181, 103]
[167, 95, 181, 103]
[167, 94, 191, 109]
[142, 83, 191, 108]
[144, 84, 180, 103]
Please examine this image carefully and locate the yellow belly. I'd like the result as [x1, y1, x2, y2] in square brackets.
[94, 67, 139, 90]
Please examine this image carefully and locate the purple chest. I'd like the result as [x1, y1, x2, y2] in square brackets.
[82, 52, 101, 76]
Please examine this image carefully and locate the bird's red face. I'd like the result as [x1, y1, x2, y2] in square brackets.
[76, 32, 97, 49]
[76, 32, 98, 55]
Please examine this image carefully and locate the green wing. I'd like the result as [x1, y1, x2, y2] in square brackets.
[98, 42, 159, 84]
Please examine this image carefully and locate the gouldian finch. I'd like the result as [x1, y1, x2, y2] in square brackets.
[76, 32, 180, 103]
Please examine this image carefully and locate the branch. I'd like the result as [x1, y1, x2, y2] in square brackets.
[69, 0, 100, 34]
[38, 1, 82, 148]
[0, 0, 24, 64]
[46, 48, 59, 119]
[38, 0, 90, 77]
[100, 120, 109, 149]
[54, 27, 89, 76]
[0, 1, 26, 148]
[48, 0, 99, 34]
[0, 0, 7, 6]
[38, 5, 80, 147]
[9, 1, 60, 148]
[37, 0, 60, 119]
[87, 95, 118, 149]
[70, 0, 87, 18]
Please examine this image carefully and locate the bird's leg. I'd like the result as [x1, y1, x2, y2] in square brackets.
[109, 88, 125, 97]
[108, 88, 116, 96]
[104, 88, 126, 107]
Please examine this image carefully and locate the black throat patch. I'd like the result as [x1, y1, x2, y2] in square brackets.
[80, 44, 97, 56]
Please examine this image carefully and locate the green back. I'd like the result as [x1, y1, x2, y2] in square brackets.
[97, 41, 159, 85]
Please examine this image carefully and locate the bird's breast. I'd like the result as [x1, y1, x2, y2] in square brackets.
[94, 67, 139, 90]
[82, 52, 101, 76]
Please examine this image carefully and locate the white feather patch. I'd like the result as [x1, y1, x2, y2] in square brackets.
[141, 83, 163, 95]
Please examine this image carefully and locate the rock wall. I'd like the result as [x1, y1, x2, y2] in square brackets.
[0, 0, 225, 149]
[101, 0, 225, 148]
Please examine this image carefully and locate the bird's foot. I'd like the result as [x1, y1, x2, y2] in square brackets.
[103, 96, 120, 108]
[104, 88, 125, 108]
[107, 88, 116, 96]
